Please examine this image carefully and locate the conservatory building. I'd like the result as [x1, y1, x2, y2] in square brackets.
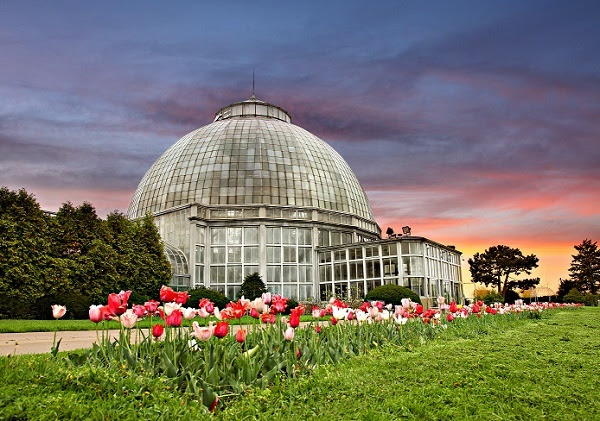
[127, 95, 463, 303]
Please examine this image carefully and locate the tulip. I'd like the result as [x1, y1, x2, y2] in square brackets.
[315, 325, 322, 333]
[330, 317, 338, 325]
[121, 309, 138, 329]
[89, 305, 103, 323]
[165, 309, 183, 327]
[152, 323, 164, 338]
[447, 314, 454, 322]
[283, 327, 294, 341]
[320, 309, 326, 318]
[415, 304, 424, 315]
[159, 285, 177, 302]
[401, 298, 411, 309]
[312, 306, 321, 318]
[214, 321, 229, 338]
[163, 302, 178, 316]
[51, 305, 67, 319]
[261, 292, 272, 305]
[393, 314, 408, 325]
[251, 297, 265, 313]
[108, 290, 131, 316]
[250, 308, 260, 319]
[289, 312, 300, 328]
[261, 313, 276, 324]
[132, 304, 146, 318]
[236, 328, 247, 343]
[182, 307, 197, 320]
[175, 291, 190, 305]
[437, 296, 446, 306]
[198, 307, 210, 318]
[472, 304, 480, 313]
[144, 300, 159, 313]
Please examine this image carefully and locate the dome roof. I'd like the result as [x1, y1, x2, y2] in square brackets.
[128, 97, 375, 222]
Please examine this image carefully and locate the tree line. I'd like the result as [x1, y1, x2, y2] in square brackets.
[469, 240, 600, 304]
[0, 187, 171, 319]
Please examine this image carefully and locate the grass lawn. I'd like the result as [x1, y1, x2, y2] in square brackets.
[0, 308, 598, 420]
[219, 307, 600, 420]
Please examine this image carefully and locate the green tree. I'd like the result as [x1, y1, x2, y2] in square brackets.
[238, 272, 267, 300]
[568, 239, 600, 294]
[557, 278, 578, 300]
[563, 288, 585, 304]
[468, 245, 540, 300]
[0, 187, 68, 318]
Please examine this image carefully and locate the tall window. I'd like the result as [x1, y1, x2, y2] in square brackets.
[266, 226, 313, 300]
[209, 226, 259, 298]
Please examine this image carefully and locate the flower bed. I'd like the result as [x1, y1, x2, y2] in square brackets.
[50, 287, 581, 413]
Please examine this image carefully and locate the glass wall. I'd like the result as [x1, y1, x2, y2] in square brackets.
[266, 226, 313, 300]
[209, 226, 259, 299]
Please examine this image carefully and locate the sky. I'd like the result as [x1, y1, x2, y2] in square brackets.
[1, 0, 599, 294]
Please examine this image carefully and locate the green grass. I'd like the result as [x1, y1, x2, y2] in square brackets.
[1, 308, 597, 420]
[219, 307, 600, 420]
[0, 315, 321, 333]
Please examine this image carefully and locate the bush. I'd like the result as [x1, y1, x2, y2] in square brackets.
[563, 288, 585, 304]
[30, 293, 93, 320]
[365, 284, 421, 305]
[284, 298, 300, 315]
[238, 273, 267, 300]
[481, 290, 503, 306]
[582, 294, 600, 306]
[187, 287, 230, 310]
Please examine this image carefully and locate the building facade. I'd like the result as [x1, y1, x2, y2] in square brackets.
[128, 96, 463, 302]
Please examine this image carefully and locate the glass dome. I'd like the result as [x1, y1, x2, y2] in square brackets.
[128, 96, 375, 224]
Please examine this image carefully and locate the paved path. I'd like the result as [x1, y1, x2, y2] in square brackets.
[0, 323, 307, 356]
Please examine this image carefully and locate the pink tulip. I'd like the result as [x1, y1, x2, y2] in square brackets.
[89, 305, 103, 323]
[51, 305, 67, 319]
[250, 308, 260, 319]
[261, 292, 272, 305]
[165, 309, 183, 327]
[315, 325, 322, 333]
[312, 306, 321, 318]
[198, 307, 210, 318]
[108, 290, 131, 316]
[132, 304, 146, 318]
[192, 321, 213, 341]
[144, 300, 159, 313]
[283, 327, 294, 341]
[182, 307, 197, 320]
[121, 309, 138, 329]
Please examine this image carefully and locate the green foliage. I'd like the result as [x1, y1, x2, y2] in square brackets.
[365, 284, 421, 305]
[569, 239, 600, 294]
[0, 187, 171, 318]
[563, 288, 585, 303]
[468, 245, 539, 300]
[557, 278, 578, 299]
[504, 289, 520, 304]
[238, 272, 267, 300]
[188, 286, 230, 309]
[481, 290, 504, 305]
[284, 298, 299, 314]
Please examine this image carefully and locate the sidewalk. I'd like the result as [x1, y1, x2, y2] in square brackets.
[0, 323, 301, 356]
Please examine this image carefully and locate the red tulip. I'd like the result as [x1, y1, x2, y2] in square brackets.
[165, 309, 183, 327]
[330, 317, 338, 325]
[449, 302, 458, 313]
[261, 313, 276, 324]
[315, 326, 322, 333]
[107, 290, 131, 316]
[236, 328, 247, 343]
[289, 312, 300, 329]
[447, 314, 454, 322]
[175, 290, 190, 305]
[250, 308, 260, 319]
[472, 304, 480, 313]
[415, 304, 424, 315]
[159, 285, 177, 302]
[152, 323, 164, 338]
[214, 321, 229, 338]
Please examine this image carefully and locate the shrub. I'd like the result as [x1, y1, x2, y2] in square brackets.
[365, 284, 421, 305]
[31, 293, 93, 320]
[284, 298, 300, 315]
[188, 287, 229, 309]
[481, 290, 503, 306]
[238, 272, 267, 300]
[563, 288, 585, 304]
[582, 294, 600, 306]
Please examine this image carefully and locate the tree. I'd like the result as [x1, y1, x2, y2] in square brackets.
[557, 278, 578, 300]
[568, 239, 600, 294]
[0, 187, 68, 318]
[238, 272, 267, 300]
[468, 245, 540, 300]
